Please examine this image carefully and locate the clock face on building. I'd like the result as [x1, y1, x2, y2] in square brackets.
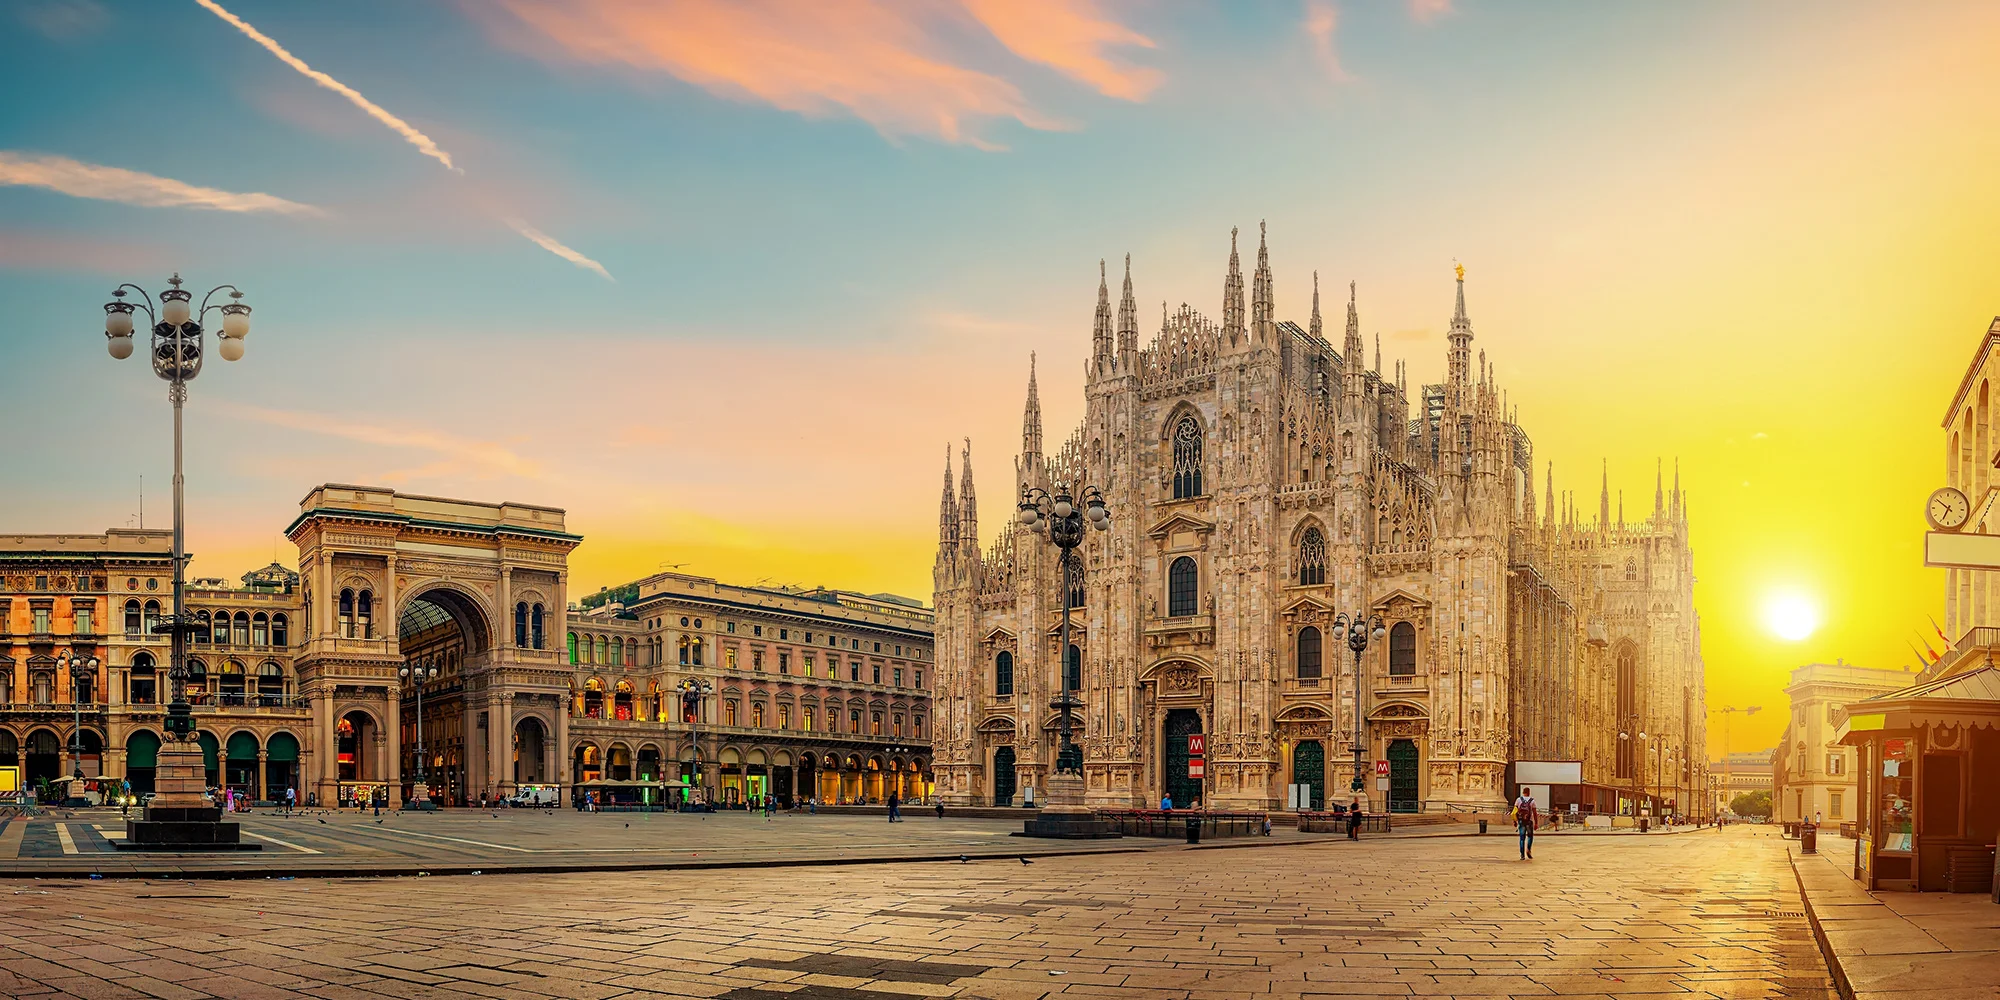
[1928, 486, 1970, 531]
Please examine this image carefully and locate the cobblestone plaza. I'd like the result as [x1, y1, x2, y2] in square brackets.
[0, 826, 1848, 1000]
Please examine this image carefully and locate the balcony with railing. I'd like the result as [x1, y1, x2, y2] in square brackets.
[1932, 626, 2000, 679]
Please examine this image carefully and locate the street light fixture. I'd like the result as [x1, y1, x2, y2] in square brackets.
[678, 677, 713, 808]
[399, 660, 438, 810]
[56, 652, 100, 806]
[1332, 611, 1386, 807]
[1017, 483, 1108, 775]
[1017, 482, 1119, 839]
[101, 273, 257, 850]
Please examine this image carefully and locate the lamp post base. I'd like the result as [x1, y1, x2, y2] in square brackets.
[409, 782, 438, 811]
[1018, 771, 1121, 839]
[120, 740, 260, 851]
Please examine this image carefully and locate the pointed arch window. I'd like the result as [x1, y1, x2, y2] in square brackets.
[1297, 626, 1323, 680]
[1172, 415, 1204, 498]
[1065, 644, 1082, 693]
[995, 650, 1014, 696]
[1168, 556, 1199, 617]
[1297, 526, 1327, 585]
[1389, 622, 1417, 676]
[1067, 574, 1085, 610]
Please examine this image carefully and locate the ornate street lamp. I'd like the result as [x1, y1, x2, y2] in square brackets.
[399, 660, 438, 810]
[678, 677, 713, 808]
[1332, 611, 1385, 808]
[1619, 716, 1647, 829]
[1015, 482, 1118, 838]
[101, 274, 257, 850]
[57, 652, 100, 806]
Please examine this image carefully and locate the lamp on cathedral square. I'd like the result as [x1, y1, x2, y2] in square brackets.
[97, 273, 261, 851]
[1015, 483, 1120, 839]
[400, 660, 439, 810]
[1331, 611, 1385, 803]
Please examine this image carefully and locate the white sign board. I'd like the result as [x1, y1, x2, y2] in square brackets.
[1926, 530, 2000, 569]
[1515, 761, 1583, 785]
[1376, 777, 1389, 791]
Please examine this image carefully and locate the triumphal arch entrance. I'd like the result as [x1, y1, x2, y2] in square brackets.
[287, 485, 580, 807]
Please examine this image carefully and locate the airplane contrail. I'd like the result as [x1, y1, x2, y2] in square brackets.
[194, 0, 459, 173]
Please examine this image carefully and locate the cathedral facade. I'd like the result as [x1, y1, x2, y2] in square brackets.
[931, 226, 1706, 815]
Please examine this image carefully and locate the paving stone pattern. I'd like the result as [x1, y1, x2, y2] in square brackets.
[0, 826, 1834, 999]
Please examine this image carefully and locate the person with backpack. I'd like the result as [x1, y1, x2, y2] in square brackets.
[1513, 788, 1540, 860]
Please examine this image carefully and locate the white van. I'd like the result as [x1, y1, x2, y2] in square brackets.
[507, 785, 559, 808]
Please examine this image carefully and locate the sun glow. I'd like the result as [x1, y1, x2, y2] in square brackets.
[1764, 593, 1821, 642]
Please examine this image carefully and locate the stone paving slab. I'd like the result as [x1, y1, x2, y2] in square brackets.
[0, 826, 1831, 1000]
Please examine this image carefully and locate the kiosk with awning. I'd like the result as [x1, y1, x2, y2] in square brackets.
[1838, 664, 2000, 894]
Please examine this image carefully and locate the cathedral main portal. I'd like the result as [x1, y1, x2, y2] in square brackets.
[1163, 709, 1202, 807]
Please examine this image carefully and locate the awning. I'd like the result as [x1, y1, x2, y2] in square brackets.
[1838, 665, 2000, 743]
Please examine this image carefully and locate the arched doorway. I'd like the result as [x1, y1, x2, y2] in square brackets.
[24, 729, 60, 787]
[1163, 709, 1203, 808]
[337, 710, 377, 805]
[265, 732, 300, 800]
[125, 731, 160, 795]
[608, 743, 632, 782]
[771, 749, 794, 806]
[1388, 739, 1420, 813]
[75, 729, 103, 778]
[225, 731, 260, 799]
[398, 587, 491, 807]
[796, 752, 816, 806]
[0, 732, 17, 773]
[573, 743, 600, 784]
[514, 718, 547, 784]
[1292, 740, 1325, 811]
[992, 745, 1017, 807]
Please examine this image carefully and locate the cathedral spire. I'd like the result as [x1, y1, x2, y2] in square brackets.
[1116, 253, 1138, 363]
[1373, 330, 1381, 375]
[959, 437, 977, 551]
[1344, 279, 1364, 369]
[1447, 262, 1473, 388]
[1222, 227, 1245, 343]
[1672, 458, 1682, 520]
[1654, 457, 1664, 518]
[1309, 271, 1322, 340]
[1023, 353, 1043, 461]
[1544, 462, 1555, 530]
[1599, 459, 1610, 535]
[1251, 220, 1273, 339]
[938, 446, 958, 548]
[1091, 258, 1112, 373]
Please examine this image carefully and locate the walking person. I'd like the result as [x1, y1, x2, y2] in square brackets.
[1513, 788, 1540, 860]
[284, 785, 295, 816]
[1160, 793, 1173, 811]
[1346, 798, 1364, 840]
[887, 790, 902, 823]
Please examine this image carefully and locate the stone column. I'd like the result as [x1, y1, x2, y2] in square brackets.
[493, 693, 514, 796]
[387, 686, 403, 793]
[316, 685, 336, 805]
[254, 749, 268, 801]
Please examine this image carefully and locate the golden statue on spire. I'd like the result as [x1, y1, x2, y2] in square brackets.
[1454, 261, 1465, 282]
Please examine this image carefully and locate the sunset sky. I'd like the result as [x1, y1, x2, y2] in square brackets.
[4, 0, 1997, 757]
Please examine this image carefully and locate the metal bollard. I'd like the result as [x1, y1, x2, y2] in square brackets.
[1479, 819, 1488, 834]
[1185, 816, 1201, 844]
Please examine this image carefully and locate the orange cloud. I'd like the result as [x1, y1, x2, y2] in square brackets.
[483, 0, 1099, 148]
[1408, 0, 1452, 23]
[1303, 1, 1349, 83]
[961, 0, 1161, 101]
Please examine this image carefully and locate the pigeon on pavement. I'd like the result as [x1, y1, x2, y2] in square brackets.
[1019, 857, 1034, 865]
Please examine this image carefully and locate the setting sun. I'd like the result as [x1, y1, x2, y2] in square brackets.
[1764, 592, 1823, 642]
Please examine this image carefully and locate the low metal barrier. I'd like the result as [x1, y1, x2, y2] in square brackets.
[1296, 811, 1393, 834]
[1094, 809, 1269, 838]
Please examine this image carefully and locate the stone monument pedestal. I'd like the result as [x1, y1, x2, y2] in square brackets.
[120, 739, 260, 851]
[408, 781, 437, 811]
[1017, 772, 1121, 839]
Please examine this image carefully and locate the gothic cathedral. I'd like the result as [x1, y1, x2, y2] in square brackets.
[932, 225, 1704, 815]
